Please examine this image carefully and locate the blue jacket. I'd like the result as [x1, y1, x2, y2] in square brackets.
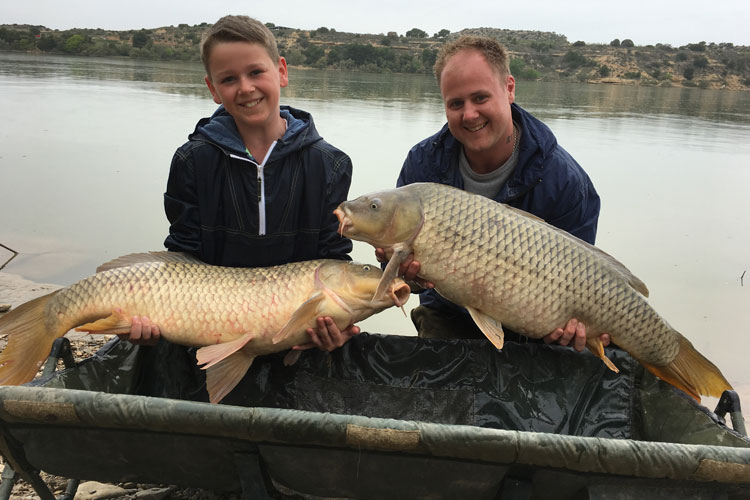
[398, 103, 600, 311]
[164, 105, 353, 267]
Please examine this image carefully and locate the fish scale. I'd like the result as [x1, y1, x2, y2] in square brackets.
[415, 183, 680, 364]
[335, 182, 731, 400]
[49, 260, 320, 345]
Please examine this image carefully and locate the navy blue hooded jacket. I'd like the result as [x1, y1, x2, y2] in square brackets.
[398, 103, 600, 311]
[164, 105, 353, 267]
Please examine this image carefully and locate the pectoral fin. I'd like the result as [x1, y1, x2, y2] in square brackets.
[283, 350, 302, 366]
[204, 350, 255, 404]
[75, 309, 131, 334]
[374, 244, 410, 302]
[466, 307, 505, 350]
[272, 292, 326, 344]
[196, 333, 254, 370]
[586, 336, 619, 373]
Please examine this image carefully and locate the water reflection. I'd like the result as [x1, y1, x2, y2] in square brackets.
[518, 81, 750, 123]
[3, 53, 748, 125]
[0, 52, 207, 96]
[284, 68, 442, 104]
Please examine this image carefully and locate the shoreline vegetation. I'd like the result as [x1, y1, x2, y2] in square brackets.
[1, 23, 749, 91]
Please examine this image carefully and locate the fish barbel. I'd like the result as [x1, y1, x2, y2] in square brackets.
[0, 252, 410, 403]
[334, 182, 732, 401]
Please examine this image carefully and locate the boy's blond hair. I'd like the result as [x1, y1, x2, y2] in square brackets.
[200, 15, 280, 76]
[434, 35, 511, 84]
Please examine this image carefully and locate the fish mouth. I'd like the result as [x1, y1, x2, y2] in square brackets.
[389, 281, 411, 308]
[383, 280, 411, 317]
[333, 207, 353, 236]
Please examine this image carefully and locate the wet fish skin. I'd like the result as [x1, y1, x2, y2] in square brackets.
[0, 253, 410, 403]
[334, 182, 732, 401]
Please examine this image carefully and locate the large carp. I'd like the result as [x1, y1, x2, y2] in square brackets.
[0, 252, 410, 403]
[334, 182, 732, 401]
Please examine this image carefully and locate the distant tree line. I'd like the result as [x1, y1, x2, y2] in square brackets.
[1, 24, 748, 88]
[281, 40, 438, 73]
[0, 25, 202, 61]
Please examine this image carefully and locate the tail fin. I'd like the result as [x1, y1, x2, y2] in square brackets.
[642, 336, 733, 402]
[0, 292, 61, 385]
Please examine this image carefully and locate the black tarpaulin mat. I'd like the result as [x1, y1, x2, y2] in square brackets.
[40, 332, 739, 443]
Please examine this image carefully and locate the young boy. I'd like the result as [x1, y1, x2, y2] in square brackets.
[124, 15, 359, 351]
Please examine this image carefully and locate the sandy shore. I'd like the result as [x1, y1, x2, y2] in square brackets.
[0, 271, 62, 309]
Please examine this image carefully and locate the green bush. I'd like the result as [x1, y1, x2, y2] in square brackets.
[563, 50, 587, 68]
[131, 31, 150, 49]
[64, 34, 86, 53]
[303, 45, 325, 64]
[405, 28, 428, 38]
[283, 48, 305, 66]
[692, 56, 708, 68]
[422, 48, 437, 69]
[510, 58, 540, 80]
[37, 35, 58, 52]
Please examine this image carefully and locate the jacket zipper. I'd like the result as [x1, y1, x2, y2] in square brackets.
[229, 141, 277, 236]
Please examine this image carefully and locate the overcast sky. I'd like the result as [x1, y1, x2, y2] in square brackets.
[3, 0, 748, 47]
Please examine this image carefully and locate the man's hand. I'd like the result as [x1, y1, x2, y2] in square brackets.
[293, 317, 361, 352]
[117, 314, 161, 346]
[374, 248, 434, 288]
[543, 318, 611, 352]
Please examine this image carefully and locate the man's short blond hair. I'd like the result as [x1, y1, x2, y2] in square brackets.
[434, 35, 510, 84]
[200, 15, 280, 76]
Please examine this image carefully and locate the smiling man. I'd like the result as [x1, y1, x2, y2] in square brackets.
[385, 35, 603, 349]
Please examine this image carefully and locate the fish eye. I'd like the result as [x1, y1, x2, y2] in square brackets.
[362, 265, 371, 271]
[369, 198, 381, 210]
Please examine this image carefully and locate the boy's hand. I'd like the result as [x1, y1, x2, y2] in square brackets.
[294, 317, 361, 352]
[118, 315, 161, 346]
[543, 318, 611, 352]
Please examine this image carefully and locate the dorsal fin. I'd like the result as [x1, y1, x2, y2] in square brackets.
[96, 251, 204, 273]
[503, 204, 650, 298]
[503, 204, 546, 223]
[580, 240, 649, 297]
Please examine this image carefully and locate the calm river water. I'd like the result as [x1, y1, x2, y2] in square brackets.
[1, 52, 748, 390]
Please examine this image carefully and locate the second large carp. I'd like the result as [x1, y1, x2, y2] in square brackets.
[334, 182, 732, 401]
[0, 253, 410, 403]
